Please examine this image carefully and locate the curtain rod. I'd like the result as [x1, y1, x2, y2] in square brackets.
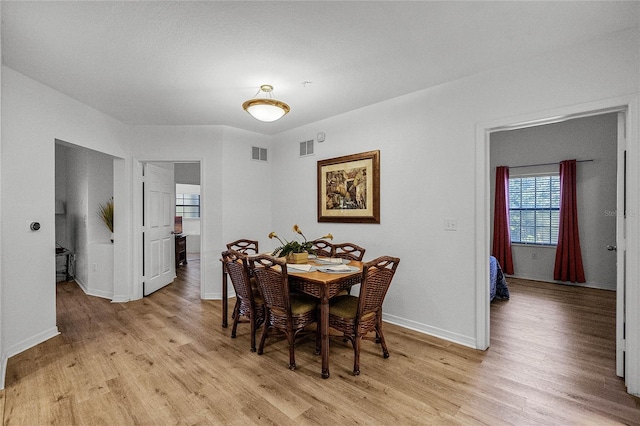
[508, 159, 594, 169]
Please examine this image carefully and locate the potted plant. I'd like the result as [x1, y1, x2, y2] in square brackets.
[97, 197, 114, 242]
[269, 224, 333, 264]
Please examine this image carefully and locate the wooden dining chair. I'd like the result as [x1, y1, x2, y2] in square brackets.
[226, 239, 259, 254]
[310, 239, 334, 258]
[332, 242, 366, 261]
[220, 250, 265, 352]
[248, 254, 318, 370]
[332, 242, 366, 295]
[328, 255, 400, 375]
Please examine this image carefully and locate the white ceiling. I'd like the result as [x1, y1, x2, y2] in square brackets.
[2, 1, 638, 135]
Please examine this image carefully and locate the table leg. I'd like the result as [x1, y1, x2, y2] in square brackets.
[320, 291, 330, 379]
[222, 267, 228, 328]
[65, 253, 71, 281]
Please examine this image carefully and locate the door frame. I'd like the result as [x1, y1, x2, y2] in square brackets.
[132, 158, 205, 300]
[475, 95, 639, 396]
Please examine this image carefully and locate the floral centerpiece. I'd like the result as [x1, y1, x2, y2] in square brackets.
[269, 224, 333, 264]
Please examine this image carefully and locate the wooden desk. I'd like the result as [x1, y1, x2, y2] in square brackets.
[56, 247, 73, 282]
[175, 234, 187, 269]
[288, 260, 363, 379]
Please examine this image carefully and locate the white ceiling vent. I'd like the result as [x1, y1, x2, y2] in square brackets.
[299, 139, 314, 157]
[251, 146, 267, 162]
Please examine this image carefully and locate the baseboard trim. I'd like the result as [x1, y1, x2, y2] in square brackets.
[203, 290, 236, 300]
[1, 326, 60, 390]
[383, 313, 476, 349]
[507, 274, 615, 291]
[74, 277, 88, 293]
[84, 287, 113, 300]
[1, 353, 6, 390]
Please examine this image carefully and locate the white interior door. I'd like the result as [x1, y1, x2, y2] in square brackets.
[616, 112, 627, 377]
[143, 163, 176, 296]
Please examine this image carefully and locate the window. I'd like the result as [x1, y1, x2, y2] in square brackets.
[176, 193, 200, 218]
[508, 175, 560, 245]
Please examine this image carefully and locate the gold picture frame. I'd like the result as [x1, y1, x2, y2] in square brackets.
[317, 150, 380, 223]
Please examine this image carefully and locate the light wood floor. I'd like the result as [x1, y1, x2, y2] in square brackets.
[2, 264, 639, 425]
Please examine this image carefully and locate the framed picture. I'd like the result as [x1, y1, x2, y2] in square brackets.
[317, 150, 380, 223]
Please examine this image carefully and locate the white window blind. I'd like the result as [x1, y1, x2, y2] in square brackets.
[508, 175, 560, 245]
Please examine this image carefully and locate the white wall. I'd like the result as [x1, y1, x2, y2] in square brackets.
[129, 125, 272, 299]
[88, 151, 115, 244]
[55, 144, 69, 249]
[67, 146, 89, 286]
[271, 28, 640, 347]
[0, 3, 4, 387]
[1, 66, 132, 386]
[490, 113, 618, 289]
[86, 148, 115, 298]
[219, 126, 273, 255]
[175, 163, 200, 185]
[57, 143, 115, 298]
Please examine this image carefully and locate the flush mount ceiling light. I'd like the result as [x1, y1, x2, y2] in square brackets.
[242, 84, 290, 122]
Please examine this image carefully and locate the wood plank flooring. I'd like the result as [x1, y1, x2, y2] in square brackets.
[2, 266, 639, 425]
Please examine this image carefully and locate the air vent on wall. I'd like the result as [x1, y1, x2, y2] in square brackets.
[299, 139, 314, 157]
[251, 146, 267, 162]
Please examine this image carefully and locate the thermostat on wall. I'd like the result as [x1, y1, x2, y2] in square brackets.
[317, 131, 325, 143]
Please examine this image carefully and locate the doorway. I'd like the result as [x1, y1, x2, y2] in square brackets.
[133, 160, 203, 300]
[489, 113, 618, 289]
[55, 140, 124, 300]
[475, 96, 639, 395]
[174, 162, 202, 265]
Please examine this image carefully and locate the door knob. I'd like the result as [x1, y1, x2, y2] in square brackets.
[607, 245, 617, 251]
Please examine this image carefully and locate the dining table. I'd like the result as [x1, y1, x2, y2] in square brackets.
[287, 258, 363, 379]
[219, 255, 363, 379]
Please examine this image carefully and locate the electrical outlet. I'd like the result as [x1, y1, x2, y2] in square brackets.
[444, 218, 458, 231]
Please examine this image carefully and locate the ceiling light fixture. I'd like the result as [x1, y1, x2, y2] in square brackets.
[242, 84, 290, 122]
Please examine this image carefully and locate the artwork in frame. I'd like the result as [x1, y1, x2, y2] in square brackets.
[317, 150, 380, 223]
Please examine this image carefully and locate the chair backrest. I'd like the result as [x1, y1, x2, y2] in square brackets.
[248, 254, 291, 316]
[332, 242, 366, 261]
[358, 256, 400, 317]
[311, 239, 334, 258]
[220, 250, 253, 302]
[226, 239, 259, 254]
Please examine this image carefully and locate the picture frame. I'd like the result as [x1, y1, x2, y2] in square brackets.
[317, 150, 380, 223]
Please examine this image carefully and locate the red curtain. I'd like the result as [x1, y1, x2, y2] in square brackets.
[554, 160, 586, 283]
[492, 166, 514, 275]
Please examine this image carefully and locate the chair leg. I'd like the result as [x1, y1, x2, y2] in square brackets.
[231, 302, 241, 339]
[352, 334, 361, 376]
[258, 316, 270, 355]
[376, 322, 389, 358]
[287, 331, 297, 370]
[256, 309, 265, 328]
[231, 299, 240, 320]
[249, 311, 257, 352]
